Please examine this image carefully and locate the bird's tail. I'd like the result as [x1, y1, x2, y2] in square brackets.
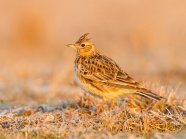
[135, 90, 165, 101]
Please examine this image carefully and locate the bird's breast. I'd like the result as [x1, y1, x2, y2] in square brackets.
[74, 64, 87, 91]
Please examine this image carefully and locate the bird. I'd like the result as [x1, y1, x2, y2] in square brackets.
[67, 33, 164, 104]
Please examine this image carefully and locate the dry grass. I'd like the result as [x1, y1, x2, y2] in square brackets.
[0, 83, 185, 139]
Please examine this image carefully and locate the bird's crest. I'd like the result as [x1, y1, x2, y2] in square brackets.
[76, 33, 91, 43]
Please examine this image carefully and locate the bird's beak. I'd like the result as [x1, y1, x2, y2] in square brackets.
[66, 44, 76, 48]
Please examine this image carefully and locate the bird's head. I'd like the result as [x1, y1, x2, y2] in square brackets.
[67, 33, 96, 56]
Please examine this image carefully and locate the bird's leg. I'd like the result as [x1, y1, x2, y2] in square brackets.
[109, 99, 117, 109]
[96, 97, 107, 113]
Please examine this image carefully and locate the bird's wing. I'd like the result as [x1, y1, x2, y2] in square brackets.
[79, 54, 143, 90]
[77, 54, 164, 100]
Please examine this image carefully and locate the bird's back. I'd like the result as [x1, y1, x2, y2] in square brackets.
[74, 52, 163, 100]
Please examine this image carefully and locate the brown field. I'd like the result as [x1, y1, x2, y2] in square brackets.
[0, 1, 186, 138]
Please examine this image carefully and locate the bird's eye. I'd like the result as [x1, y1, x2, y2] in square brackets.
[81, 44, 85, 47]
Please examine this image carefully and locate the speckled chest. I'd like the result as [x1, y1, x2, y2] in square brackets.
[73, 56, 103, 98]
[74, 57, 87, 91]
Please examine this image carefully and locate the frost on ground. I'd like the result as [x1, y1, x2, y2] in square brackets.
[0, 96, 186, 139]
[0, 80, 186, 138]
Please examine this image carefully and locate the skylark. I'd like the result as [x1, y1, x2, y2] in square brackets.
[67, 33, 164, 103]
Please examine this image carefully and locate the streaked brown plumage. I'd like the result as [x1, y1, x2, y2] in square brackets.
[67, 33, 164, 102]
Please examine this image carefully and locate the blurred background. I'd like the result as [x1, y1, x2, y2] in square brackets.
[0, 0, 186, 106]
